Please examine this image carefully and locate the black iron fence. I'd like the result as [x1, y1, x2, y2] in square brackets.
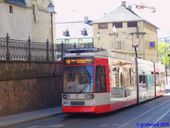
[0, 34, 94, 62]
[0, 34, 55, 62]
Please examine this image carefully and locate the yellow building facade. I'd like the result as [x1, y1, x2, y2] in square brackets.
[93, 2, 158, 62]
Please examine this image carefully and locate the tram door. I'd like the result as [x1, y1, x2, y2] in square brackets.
[94, 63, 111, 109]
[95, 65, 107, 93]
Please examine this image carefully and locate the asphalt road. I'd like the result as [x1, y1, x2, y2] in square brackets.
[14, 94, 170, 128]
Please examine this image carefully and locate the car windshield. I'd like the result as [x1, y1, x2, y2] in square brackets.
[64, 66, 94, 93]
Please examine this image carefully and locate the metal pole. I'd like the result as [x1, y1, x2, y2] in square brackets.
[28, 36, 31, 61]
[51, 12, 54, 61]
[133, 45, 139, 104]
[74, 42, 76, 48]
[169, 54, 170, 74]
[46, 39, 49, 61]
[130, 32, 145, 104]
[6, 33, 10, 61]
[153, 63, 156, 98]
[166, 65, 168, 85]
[134, 45, 138, 58]
[169, 56, 170, 85]
[61, 41, 64, 61]
[167, 53, 170, 85]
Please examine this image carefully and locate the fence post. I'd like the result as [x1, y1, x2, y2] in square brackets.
[28, 36, 31, 61]
[61, 41, 64, 61]
[6, 33, 10, 61]
[74, 43, 76, 48]
[46, 39, 49, 61]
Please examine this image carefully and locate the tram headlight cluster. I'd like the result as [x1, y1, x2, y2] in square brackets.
[85, 93, 95, 100]
[63, 94, 70, 99]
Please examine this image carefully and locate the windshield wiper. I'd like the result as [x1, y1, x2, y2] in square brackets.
[79, 84, 89, 93]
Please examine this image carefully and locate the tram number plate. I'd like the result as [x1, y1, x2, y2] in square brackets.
[71, 101, 85, 106]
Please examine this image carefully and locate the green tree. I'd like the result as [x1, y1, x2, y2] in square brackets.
[158, 42, 170, 66]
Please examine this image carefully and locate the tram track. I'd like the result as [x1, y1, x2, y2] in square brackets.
[117, 97, 170, 128]
[148, 110, 170, 128]
[14, 96, 170, 128]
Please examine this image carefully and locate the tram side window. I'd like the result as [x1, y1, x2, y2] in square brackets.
[96, 65, 106, 92]
[156, 72, 160, 86]
[139, 75, 148, 88]
[160, 72, 166, 85]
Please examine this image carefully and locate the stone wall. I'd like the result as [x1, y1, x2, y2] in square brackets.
[0, 61, 62, 116]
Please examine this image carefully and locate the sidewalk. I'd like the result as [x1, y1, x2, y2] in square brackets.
[165, 85, 170, 96]
[0, 106, 62, 128]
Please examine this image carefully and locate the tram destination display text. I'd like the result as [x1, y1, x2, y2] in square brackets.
[64, 57, 94, 65]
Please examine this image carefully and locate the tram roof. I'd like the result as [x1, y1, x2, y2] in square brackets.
[64, 49, 135, 62]
[66, 48, 98, 53]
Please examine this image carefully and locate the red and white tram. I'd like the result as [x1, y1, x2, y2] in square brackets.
[62, 48, 166, 113]
[155, 63, 166, 97]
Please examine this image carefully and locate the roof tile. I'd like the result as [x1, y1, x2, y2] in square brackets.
[93, 5, 143, 23]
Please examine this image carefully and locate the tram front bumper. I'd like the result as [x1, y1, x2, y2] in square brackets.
[62, 106, 96, 113]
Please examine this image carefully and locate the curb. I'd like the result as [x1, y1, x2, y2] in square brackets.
[0, 108, 63, 128]
[4, 112, 63, 128]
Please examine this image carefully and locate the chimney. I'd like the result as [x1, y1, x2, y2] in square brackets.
[84, 16, 89, 24]
[121, 1, 126, 7]
[127, 5, 132, 10]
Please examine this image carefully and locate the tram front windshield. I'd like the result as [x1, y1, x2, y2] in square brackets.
[64, 66, 94, 93]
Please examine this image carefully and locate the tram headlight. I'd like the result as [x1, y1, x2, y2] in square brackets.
[85, 93, 95, 100]
[63, 94, 70, 99]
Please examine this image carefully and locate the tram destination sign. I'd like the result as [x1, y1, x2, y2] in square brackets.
[64, 57, 94, 65]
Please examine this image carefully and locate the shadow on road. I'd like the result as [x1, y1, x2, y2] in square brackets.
[64, 103, 139, 119]
[64, 93, 170, 120]
[166, 89, 170, 93]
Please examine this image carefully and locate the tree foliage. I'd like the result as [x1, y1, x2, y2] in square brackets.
[158, 42, 170, 66]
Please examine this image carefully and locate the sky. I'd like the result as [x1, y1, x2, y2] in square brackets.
[54, 0, 170, 38]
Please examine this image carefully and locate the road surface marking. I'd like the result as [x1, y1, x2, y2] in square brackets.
[118, 100, 170, 128]
[148, 110, 170, 128]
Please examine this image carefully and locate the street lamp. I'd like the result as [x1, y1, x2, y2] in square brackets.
[96, 32, 100, 39]
[130, 32, 145, 104]
[96, 32, 101, 48]
[48, 1, 55, 61]
[112, 25, 117, 33]
[112, 25, 118, 49]
[130, 32, 146, 58]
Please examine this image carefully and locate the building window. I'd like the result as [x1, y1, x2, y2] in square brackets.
[128, 21, 137, 27]
[115, 41, 123, 49]
[98, 23, 108, 29]
[139, 75, 148, 88]
[32, 4, 36, 22]
[113, 22, 122, 28]
[63, 29, 70, 37]
[81, 28, 88, 36]
[9, 5, 13, 13]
